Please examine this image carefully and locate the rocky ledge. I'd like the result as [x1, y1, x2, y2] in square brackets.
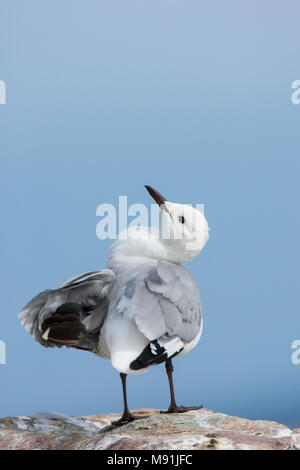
[0, 408, 299, 450]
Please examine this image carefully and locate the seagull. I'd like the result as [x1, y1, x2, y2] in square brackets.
[18, 186, 210, 425]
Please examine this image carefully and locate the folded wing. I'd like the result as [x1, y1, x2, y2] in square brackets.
[141, 261, 202, 342]
[111, 260, 202, 370]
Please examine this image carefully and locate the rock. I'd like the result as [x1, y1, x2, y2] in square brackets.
[0, 408, 298, 450]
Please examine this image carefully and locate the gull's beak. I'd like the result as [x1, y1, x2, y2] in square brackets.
[144, 185, 166, 206]
[145, 185, 171, 215]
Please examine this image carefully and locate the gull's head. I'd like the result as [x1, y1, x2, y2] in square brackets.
[145, 185, 210, 264]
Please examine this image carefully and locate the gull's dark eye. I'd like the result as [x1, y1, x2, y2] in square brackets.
[178, 216, 185, 224]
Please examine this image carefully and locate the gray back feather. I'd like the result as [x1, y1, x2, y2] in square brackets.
[109, 261, 202, 343]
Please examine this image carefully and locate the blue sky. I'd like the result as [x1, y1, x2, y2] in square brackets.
[0, 1, 299, 428]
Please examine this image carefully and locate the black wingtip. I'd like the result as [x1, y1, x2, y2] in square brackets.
[130, 340, 168, 370]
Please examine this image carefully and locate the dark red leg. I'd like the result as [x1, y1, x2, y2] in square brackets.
[161, 359, 203, 414]
[112, 373, 147, 426]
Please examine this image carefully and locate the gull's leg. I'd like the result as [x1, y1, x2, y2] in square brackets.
[112, 373, 147, 426]
[161, 358, 203, 414]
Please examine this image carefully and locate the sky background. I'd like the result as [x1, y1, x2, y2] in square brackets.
[0, 1, 299, 428]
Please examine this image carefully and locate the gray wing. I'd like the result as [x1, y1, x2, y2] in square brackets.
[18, 269, 115, 352]
[113, 261, 202, 343]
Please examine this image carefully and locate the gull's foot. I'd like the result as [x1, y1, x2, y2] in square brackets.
[111, 413, 147, 426]
[160, 405, 203, 414]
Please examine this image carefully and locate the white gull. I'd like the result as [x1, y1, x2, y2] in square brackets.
[18, 186, 209, 424]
